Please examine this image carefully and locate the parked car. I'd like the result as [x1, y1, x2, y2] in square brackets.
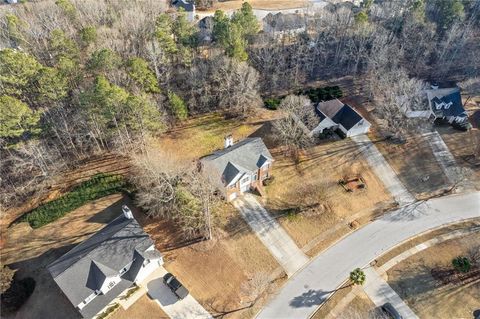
[381, 303, 403, 319]
[163, 273, 189, 299]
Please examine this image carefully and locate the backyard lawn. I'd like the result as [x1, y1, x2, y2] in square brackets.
[154, 109, 280, 162]
[387, 232, 480, 319]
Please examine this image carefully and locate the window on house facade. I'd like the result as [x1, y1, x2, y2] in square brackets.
[240, 176, 249, 184]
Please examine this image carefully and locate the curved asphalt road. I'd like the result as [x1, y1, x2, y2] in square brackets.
[257, 192, 480, 319]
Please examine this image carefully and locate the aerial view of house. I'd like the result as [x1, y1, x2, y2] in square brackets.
[48, 207, 163, 318]
[427, 87, 470, 129]
[0, 1, 479, 319]
[312, 99, 371, 137]
[201, 136, 273, 201]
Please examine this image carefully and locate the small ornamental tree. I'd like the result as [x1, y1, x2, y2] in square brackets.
[452, 256, 471, 273]
[350, 268, 366, 285]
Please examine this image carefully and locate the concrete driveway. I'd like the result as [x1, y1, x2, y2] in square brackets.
[257, 191, 480, 319]
[363, 267, 419, 319]
[233, 194, 309, 276]
[141, 267, 212, 319]
[352, 135, 415, 206]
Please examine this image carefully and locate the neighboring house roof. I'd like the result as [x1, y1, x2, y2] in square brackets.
[263, 13, 306, 32]
[48, 214, 160, 318]
[172, 0, 195, 12]
[317, 99, 369, 131]
[317, 99, 344, 118]
[313, 109, 338, 132]
[331, 105, 363, 130]
[201, 138, 273, 188]
[426, 88, 466, 118]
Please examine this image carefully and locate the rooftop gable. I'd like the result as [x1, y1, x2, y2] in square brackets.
[201, 138, 273, 186]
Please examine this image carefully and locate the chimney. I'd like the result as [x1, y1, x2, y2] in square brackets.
[224, 134, 234, 148]
[122, 205, 134, 219]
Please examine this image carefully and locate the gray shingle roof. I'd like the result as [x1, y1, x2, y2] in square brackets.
[317, 99, 369, 131]
[48, 214, 160, 318]
[201, 138, 273, 188]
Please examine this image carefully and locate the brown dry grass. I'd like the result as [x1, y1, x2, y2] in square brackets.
[264, 138, 393, 250]
[437, 126, 480, 188]
[341, 292, 379, 318]
[201, 0, 308, 12]
[153, 109, 279, 162]
[376, 219, 480, 267]
[2, 193, 126, 265]
[113, 295, 169, 319]
[142, 203, 282, 319]
[387, 232, 480, 319]
[310, 284, 353, 319]
[2, 194, 130, 319]
[2, 154, 130, 230]
[372, 132, 449, 195]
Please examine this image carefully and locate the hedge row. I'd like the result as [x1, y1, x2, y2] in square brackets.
[300, 86, 343, 103]
[21, 173, 126, 228]
[263, 86, 344, 109]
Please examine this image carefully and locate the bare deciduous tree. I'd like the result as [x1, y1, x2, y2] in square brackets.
[130, 148, 220, 240]
[272, 95, 316, 151]
[367, 67, 428, 141]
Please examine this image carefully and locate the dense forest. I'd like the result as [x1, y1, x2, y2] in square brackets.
[0, 0, 479, 213]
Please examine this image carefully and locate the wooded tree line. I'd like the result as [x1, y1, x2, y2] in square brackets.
[0, 0, 479, 220]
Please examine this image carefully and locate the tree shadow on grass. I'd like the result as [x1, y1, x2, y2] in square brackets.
[5, 245, 81, 319]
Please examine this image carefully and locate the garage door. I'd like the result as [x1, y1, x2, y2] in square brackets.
[229, 192, 237, 201]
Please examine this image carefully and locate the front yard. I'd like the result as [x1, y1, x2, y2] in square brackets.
[264, 138, 394, 255]
[387, 232, 480, 319]
[372, 132, 449, 196]
[142, 203, 282, 319]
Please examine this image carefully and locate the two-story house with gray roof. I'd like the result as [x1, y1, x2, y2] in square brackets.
[200, 136, 274, 201]
[47, 206, 163, 319]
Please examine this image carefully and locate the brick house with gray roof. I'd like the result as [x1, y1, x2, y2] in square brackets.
[200, 137, 273, 201]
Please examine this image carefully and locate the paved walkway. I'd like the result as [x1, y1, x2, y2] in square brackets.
[256, 192, 480, 319]
[140, 267, 212, 319]
[378, 225, 480, 273]
[352, 135, 415, 206]
[233, 194, 309, 276]
[422, 131, 460, 184]
[363, 267, 419, 319]
[326, 225, 480, 318]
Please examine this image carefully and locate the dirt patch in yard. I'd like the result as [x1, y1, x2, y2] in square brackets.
[113, 295, 169, 319]
[372, 133, 449, 195]
[386, 232, 480, 319]
[264, 138, 393, 251]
